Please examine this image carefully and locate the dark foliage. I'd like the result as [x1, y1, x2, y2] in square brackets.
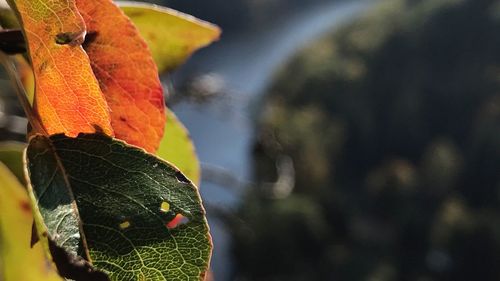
[232, 0, 500, 280]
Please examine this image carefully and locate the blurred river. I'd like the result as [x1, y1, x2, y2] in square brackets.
[169, 1, 374, 279]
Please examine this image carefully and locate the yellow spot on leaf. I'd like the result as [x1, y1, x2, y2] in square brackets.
[119, 221, 131, 229]
[160, 201, 170, 212]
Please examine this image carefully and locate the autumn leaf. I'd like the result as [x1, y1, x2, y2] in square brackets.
[6, 0, 164, 152]
[7, 0, 113, 137]
[26, 133, 212, 281]
[1, 2, 220, 75]
[1, 3, 221, 153]
[0, 162, 63, 281]
[119, 1, 221, 73]
[77, 0, 165, 153]
[157, 108, 201, 186]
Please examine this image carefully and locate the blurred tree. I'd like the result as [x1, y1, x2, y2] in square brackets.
[231, 0, 500, 280]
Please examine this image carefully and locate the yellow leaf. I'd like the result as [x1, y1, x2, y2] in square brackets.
[157, 108, 201, 186]
[119, 1, 221, 73]
[0, 162, 62, 281]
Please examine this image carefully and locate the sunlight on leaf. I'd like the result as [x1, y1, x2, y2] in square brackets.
[157, 108, 201, 186]
[77, 0, 166, 153]
[0, 1, 220, 75]
[0, 163, 63, 281]
[8, 0, 113, 137]
[119, 1, 221, 73]
[26, 133, 212, 281]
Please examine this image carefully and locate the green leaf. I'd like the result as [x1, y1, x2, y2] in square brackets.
[118, 1, 221, 73]
[0, 141, 25, 183]
[0, 162, 63, 281]
[157, 108, 201, 186]
[26, 133, 212, 281]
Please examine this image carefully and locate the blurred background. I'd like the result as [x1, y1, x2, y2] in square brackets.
[1, 0, 500, 280]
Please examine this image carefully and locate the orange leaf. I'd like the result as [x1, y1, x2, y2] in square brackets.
[76, 0, 165, 153]
[10, 0, 113, 137]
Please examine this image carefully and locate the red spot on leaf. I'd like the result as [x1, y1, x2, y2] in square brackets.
[20, 200, 31, 214]
[166, 214, 188, 229]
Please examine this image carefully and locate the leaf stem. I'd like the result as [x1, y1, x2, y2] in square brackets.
[0, 51, 46, 136]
